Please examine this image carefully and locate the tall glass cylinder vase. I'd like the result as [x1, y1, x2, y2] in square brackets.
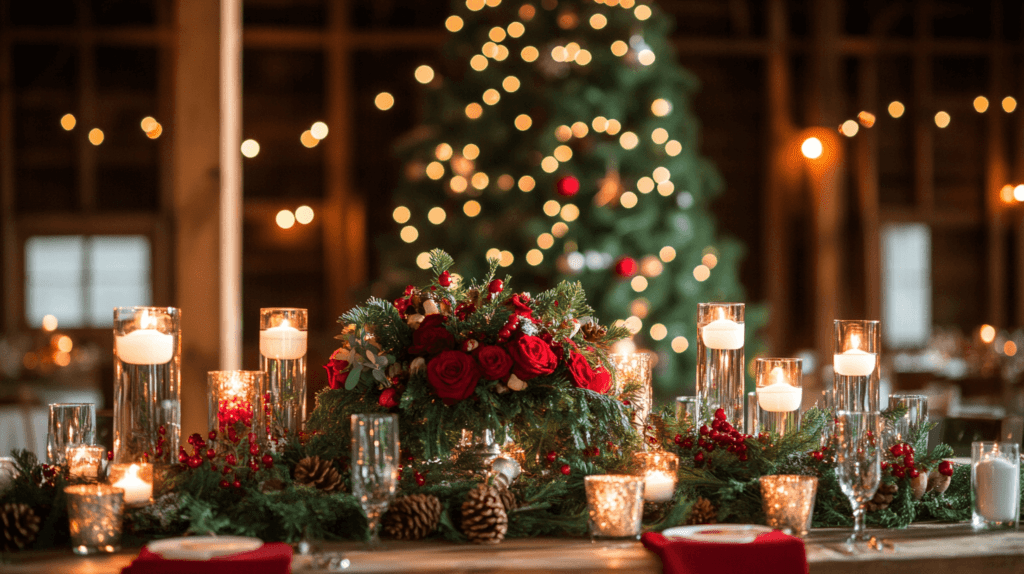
[113, 307, 180, 466]
[610, 352, 654, 443]
[756, 358, 803, 437]
[696, 302, 745, 429]
[260, 308, 308, 444]
[208, 371, 266, 451]
[832, 320, 881, 413]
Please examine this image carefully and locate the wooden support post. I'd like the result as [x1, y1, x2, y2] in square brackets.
[0, 9, 14, 334]
[985, 3, 1007, 328]
[857, 57, 881, 322]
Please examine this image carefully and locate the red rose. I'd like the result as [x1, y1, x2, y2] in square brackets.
[567, 353, 612, 394]
[324, 358, 350, 390]
[508, 335, 558, 380]
[427, 350, 480, 405]
[476, 345, 513, 381]
[508, 293, 533, 320]
[408, 314, 455, 355]
[378, 387, 401, 408]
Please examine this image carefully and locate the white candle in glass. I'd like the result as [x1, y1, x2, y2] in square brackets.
[115, 313, 174, 365]
[111, 464, 152, 505]
[260, 320, 307, 360]
[976, 457, 1020, 522]
[833, 335, 875, 377]
[643, 470, 676, 503]
[758, 367, 802, 412]
[702, 319, 744, 350]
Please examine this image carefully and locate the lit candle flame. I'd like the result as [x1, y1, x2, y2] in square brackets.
[126, 464, 140, 479]
[769, 366, 786, 386]
[140, 311, 155, 330]
[850, 333, 860, 351]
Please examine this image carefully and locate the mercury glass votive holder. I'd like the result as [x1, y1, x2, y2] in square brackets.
[585, 475, 645, 540]
[66, 484, 124, 555]
[66, 445, 105, 482]
[610, 352, 654, 444]
[759, 475, 818, 536]
[634, 451, 679, 503]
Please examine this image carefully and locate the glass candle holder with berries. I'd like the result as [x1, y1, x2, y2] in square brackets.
[207, 371, 266, 455]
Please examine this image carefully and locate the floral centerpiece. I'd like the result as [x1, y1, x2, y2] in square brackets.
[309, 249, 637, 461]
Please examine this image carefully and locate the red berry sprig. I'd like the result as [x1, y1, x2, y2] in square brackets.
[886, 442, 919, 478]
[690, 408, 751, 463]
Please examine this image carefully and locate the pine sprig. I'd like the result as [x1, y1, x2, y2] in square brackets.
[428, 249, 455, 276]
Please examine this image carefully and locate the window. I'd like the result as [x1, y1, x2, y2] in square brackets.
[25, 235, 152, 328]
[881, 223, 931, 348]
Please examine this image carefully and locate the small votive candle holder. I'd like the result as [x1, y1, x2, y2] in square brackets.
[756, 358, 803, 437]
[634, 451, 679, 503]
[66, 484, 124, 555]
[584, 475, 645, 540]
[107, 463, 153, 508]
[759, 474, 818, 536]
[208, 370, 266, 448]
[66, 445, 105, 482]
[675, 396, 699, 430]
[972, 441, 1020, 530]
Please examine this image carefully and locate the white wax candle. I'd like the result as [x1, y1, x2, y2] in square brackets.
[702, 319, 744, 350]
[643, 471, 676, 502]
[112, 464, 152, 505]
[833, 349, 875, 377]
[758, 367, 802, 412]
[116, 329, 174, 365]
[260, 322, 307, 360]
[975, 457, 1020, 522]
[68, 447, 98, 479]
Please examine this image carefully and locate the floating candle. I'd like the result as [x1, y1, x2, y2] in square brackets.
[702, 319, 744, 350]
[110, 464, 152, 506]
[975, 457, 1020, 523]
[758, 367, 802, 412]
[643, 470, 676, 502]
[833, 348, 876, 377]
[115, 328, 173, 365]
[259, 320, 307, 360]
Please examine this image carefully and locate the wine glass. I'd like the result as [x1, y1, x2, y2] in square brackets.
[834, 410, 883, 544]
[350, 414, 400, 547]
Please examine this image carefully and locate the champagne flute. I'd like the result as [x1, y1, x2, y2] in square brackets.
[834, 410, 883, 544]
[350, 414, 400, 547]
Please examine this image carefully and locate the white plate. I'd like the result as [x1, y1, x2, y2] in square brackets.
[147, 536, 264, 560]
[662, 524, 774, 544]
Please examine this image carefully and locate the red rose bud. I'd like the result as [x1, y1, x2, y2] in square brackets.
[378, 387, 401, 409]
[323, 358, 351, 390]
[939, 460, 954, 477]
[560, 464, 571, 476]
[438, 270, 451, 287]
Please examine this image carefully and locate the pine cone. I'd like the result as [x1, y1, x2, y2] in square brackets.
[461, 484, 508, 544]
[866, 482, 898, 512]
[382, 494, 443, 540]
[498, 487, 518, 513]
[1, 503, 40, 552]
[294, 456, 343, 493]
[685, 497, 718, 525]
[581, 322, 607, 342]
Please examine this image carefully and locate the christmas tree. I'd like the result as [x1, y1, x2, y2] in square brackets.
[384, 0, 760, 395]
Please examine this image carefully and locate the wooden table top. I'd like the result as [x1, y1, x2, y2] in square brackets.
[4, 523, 1023, 573]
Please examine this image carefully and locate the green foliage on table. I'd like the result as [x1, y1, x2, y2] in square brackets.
[0, 450, 71, 551]
[379, 0, 765, 397]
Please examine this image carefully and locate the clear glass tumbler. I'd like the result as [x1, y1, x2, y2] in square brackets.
[47, 403, 96, 465]
[972, 441, 1020, 530]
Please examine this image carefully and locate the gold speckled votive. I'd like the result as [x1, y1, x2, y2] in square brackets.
[759, 474, 818, 536]
[65, 484, 124, 555]
[585, 475, 645, 540]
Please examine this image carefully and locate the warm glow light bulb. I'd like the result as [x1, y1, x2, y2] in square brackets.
[140, 116, 158, 132]
[665, 140, 682, 156]
[519, 175, 536, 192]
[650, 324, 667, 341]
[88, 128, 105, 146]
[1003, 96, 1017, 113]
[934, 111, 950, 128]
[240, 139, 260, 157]
[693, 264, 711, 281]
[295, 205, 315, 224]
[634, 4, 652, 20]
[300, 130, 319, 148]
[60, 113, 76, 130]
[619, 131, 639, 150]
[503, 76, 521, 92]
[659, 246, 676, 262]
[416, 252, 432, 269]
[521, 46, 539, 62]
[446, 15, 464, 32]
[414, 65, 435, 84]
[974, 96, 989, 113]
[393, 206, 411, 223]
[611, 40, 629, 57]
[427, 207, 447, 224]
[507, 22, 525, 37]
[1014, 185, 1024, 202]
[840, 120, 859, 137]
[590, 14, 607, 29]
[400, 225, 419, 243]
[463, 200, 482, 217]
[515, 114, 533, 130]
[671, 336, 689, 353]
[425, 161, 445, 180]
[980, 324, 996, 344]
[375, 92, 395, 110]
[466, 103, 484, 119]
[541, 156, 558, 173]
[888, 101, 905, 118]
[620, 191, 638, 208]
[463, 143, 480, 160]
[651, 128, 668, 144]
[436, 143, 453, 160]
[526, 249, 543, 266]
[801, 137, 823, 159]
[276, 210, 296, 229]
[537, 233, 554, 249]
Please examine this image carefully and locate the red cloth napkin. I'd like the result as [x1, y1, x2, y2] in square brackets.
[642, 530, 808, 574]
[121, 541, 292, 574]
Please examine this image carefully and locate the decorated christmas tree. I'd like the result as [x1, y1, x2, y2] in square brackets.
[384, 0, 759, 395]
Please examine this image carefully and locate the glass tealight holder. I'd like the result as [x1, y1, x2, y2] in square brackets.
[208, 370, 266, 449]
[260, 308, 308, 443]
[584, 475, 645, 540]
[832, 320, 880, 412]
[759, 475, 818, 536]
[972, 441, 1020, 530]
[107, 463, 153, 508]
[746, 391, 757, 435]
[610, 352, 654, 444]
[113, 306, 181, 466]
[697, 303, 745, 430]
[888, 394, 928, 446]
[756, 358, 803, 437]
[47, 403, 96, 465]
[675, 396, 698, 431]
[66, 445, 105, 482]
[634, 451, 679, 503]
[66, 484, 124, 555]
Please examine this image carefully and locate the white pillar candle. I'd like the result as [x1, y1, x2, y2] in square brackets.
[643, 470, 676, 503]
[833, 348, 876, 376]
[758, 367, 802, 412]
[976, 457, 1020, 522]
[111, 464, 152, 506]
[702, 319, 744, 350]
[115, 329, 174, 365]
[259, 321, 307, 360]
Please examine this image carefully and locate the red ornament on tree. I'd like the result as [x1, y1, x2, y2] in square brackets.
[556, 175, 580, 197]
[614, 257, 638, 278]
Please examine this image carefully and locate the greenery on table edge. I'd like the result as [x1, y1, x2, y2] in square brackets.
[1, 406, 988, 554]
